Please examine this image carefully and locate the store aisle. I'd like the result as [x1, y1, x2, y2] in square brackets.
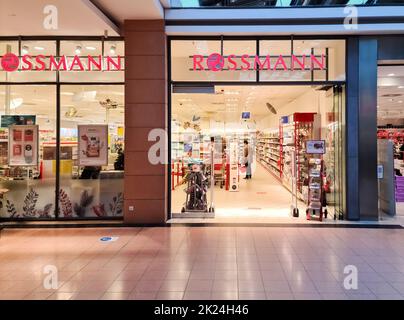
[171, 163, 307, 221]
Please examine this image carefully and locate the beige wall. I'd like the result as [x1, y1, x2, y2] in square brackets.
[124, 20, 167, 224]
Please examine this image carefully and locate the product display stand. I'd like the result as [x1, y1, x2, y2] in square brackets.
[290, 149, 299, 217]
[306, 156, 327, 221]
[209, 146, 215, 213]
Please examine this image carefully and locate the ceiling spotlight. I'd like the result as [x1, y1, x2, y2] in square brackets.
[110, 45, 116, 55]
[86, 46, 96, 51]
[75, 45, 82, 55]
[34, 46, 44, 51]
[21, 45, 29, 55]
[399, 86, 404, 89]
[388, 73, 395, 77]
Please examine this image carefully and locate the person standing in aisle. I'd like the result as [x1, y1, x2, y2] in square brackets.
[243, 139, 252, 179]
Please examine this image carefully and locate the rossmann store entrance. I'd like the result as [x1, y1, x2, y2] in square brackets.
[168, 37, 346, 223]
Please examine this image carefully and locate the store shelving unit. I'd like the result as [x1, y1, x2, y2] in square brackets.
[280, 113, 317, 201]
[256, 130, 281, 179]
[171, 132, 184, 161]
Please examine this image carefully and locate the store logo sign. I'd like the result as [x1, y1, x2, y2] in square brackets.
[1, 53, 20, 72]
[0, 53, 123, 72]
[192, 53, 326, 72]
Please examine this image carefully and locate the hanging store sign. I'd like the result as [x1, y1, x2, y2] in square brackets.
[191, 53, 326, 72]
[0, 53, 122, 72]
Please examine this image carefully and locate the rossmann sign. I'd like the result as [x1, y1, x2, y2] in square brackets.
[0, 53, 123, 72]
[192, 53, 326, 71]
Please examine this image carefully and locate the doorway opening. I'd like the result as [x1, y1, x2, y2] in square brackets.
[170, 84, 345, 222]
[377, 65, 404, 218]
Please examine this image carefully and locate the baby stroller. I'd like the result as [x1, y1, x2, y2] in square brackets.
[181, 162, 208, 213]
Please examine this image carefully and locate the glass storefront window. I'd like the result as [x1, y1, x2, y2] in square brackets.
[171, 39, 345, 83]
[60, 40, 125, 83]
[259, 39, 345, 82]
[171, 40, 257, 82]
[0, 85, 56, 218]
[0, 38, 124, 220]
[0, 41, 57, 82]
[59, 85, 124, 218]
[0, 39, 124, 83]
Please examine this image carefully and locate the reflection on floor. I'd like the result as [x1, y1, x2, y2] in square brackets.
[172, 164, 312, 223]
[1, 227, 404, 300]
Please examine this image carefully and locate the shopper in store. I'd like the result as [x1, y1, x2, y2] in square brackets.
[243, 139, 252, 179]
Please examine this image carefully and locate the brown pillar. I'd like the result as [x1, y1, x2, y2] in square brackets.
[124, 20, 167, 224]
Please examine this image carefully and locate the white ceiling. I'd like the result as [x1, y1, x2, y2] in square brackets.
[0, 0, 164, 36]
[0, 85, 124, 129]
[172, 85, 311, 124]
[378, 66, 404, 121]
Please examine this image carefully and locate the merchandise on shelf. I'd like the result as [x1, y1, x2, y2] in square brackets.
[280, 113, 317, 201]
[256, 129, 281, 179]
[396, 175, 404, 202]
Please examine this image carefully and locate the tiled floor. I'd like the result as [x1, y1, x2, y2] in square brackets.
[1, 226, 404, 300]
[171, 164, 309, 220]
[170, 164, 404, 226]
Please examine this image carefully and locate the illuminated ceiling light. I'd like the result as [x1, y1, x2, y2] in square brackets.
[388, 73, 395, 77]
[21, 45, 29, 55]
[9, 98, 23, 109]
[75, 45, 82, 55]
[399, 86, 404, 89]
[34, 46, 44, 51]
[86, 46, 96, 51]
[110, 45, 116, 55]
[399, 101, 403, 104]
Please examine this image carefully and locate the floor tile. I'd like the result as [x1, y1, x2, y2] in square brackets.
[128, 292, 157, 300]
[186, 279, 213, 292]
[238, 280, 265, 292]
[212, 280, 238, 292]
[156, 291, 184, 300]
[133, 280, 163, 292]
[320, 293, 349, 300]
[210, 291, 238, 300]
[71, 292, 103, 300]
[238, 292, 267, 300]
[293, 293, 322, 300]
[107, 280, 138, 292]
[47, 292, 75, 300]
[267, 292, 294, 300]
[160, 280, 188, 292]
[183, 291, 211, 300]
[263, 281, 291, 293]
